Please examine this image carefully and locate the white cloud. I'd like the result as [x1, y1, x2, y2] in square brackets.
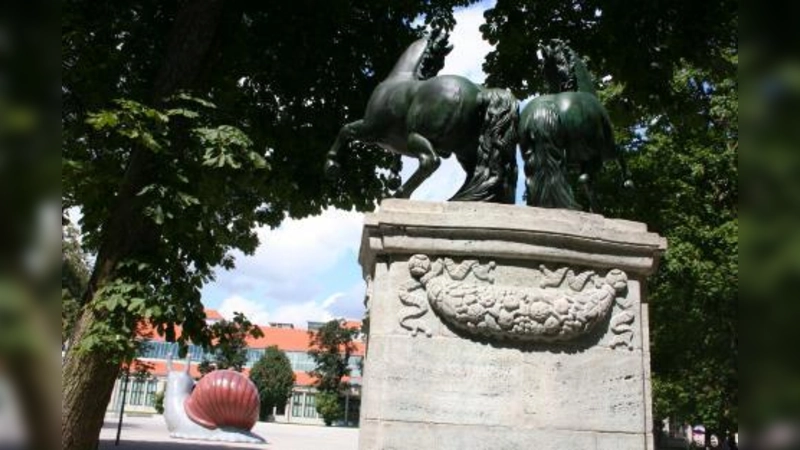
[210, 208, 363, 302]
[218, 293, 340, 329]
[218, 293, 345, 329]
[217, 295, 272, 325]
[439, 3, 495, 84]
[269, 297, 337, 328]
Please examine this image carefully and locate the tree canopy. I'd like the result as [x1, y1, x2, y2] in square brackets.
[62, 2, 472, 448]
[198, 312, 264, 375]
[480, 0, 737, 438]
[308, 320, 359, 394]
[308, 320, 359, 427]
[249, 346, 296, 420]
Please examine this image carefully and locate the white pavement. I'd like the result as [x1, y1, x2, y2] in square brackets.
[100, 415, 358, 450]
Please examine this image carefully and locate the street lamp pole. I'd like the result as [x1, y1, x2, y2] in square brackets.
[115, 366, 130, 446]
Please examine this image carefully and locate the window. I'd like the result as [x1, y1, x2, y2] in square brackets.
[129, 381, 145, 406]
[145, 381, 157, 407]
[136, 341, 179, 360]
[246, 349, 265, 367]
[303, 393, 317, 418]
[291, 393, 303, 418]
[287, 352, 316, 372]
[348, 356, 363, 377]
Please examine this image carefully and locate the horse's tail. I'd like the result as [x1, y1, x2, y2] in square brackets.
[522, 101, 581, 209]
[451, 88, 518, 203]
[615, 144, 635, 188]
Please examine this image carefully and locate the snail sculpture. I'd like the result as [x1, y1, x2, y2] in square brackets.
[163, 354, 264, 443]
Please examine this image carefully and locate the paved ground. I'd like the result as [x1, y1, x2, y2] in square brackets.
[99, 415, 359, 450]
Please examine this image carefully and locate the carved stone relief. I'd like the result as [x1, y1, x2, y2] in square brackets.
[610, 285, 636, 350]
[398, 254, 632, 345]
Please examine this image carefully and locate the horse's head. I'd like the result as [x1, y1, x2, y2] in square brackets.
[417, 28, 452, 80]
[540, 39, 575, 92]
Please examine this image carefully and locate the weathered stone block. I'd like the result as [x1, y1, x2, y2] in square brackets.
[358, 200, 666, 450]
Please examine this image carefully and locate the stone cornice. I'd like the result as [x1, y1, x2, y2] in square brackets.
[360, 200, 667, 276]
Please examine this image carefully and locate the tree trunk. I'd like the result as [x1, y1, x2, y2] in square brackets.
[61, 308, 121, 450]
[60, 1, 227, 449]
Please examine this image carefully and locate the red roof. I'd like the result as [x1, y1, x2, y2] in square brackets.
[138, 312, 365, 356]
[135, 359, 346, 387]
[204, 309, 224, 321]
[250, 326, 315, 352]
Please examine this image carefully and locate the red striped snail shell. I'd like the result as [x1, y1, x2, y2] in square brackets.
[183, 369, 260, 430]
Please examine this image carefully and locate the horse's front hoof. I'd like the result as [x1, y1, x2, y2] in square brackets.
[324, 160, 340, 180]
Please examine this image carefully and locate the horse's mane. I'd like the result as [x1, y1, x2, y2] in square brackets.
[416, 28, 453, 80]
[541, 39, 596, 95]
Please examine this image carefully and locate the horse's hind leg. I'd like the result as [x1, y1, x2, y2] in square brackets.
[325, 119, 366, 179]
[394, 132, 440, 198]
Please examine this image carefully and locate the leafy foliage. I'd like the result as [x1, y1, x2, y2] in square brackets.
[62, 220, 90, 343]
[308, 320, 358, 394]
[154, 390, 165, 415]
[198, 312, 264, 375]
[482, 2, 737, 436]
[62, 3, 471, 447]
[63, 1, 474, 221]
[315, 391, 344, 427]
[482, 0, 737, 125]
[65, 95, 272, 362]
[250, 346, 296, 420]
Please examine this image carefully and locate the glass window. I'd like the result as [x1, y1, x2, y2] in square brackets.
[303, 393, 317, 418]
[348, 356, 362, 377]
[188, 344, 205, 362]
[291, 393, 303, 418]
[246, 349, 264, 367]
[145, 381, 157, 407]
[287, 352, 316, 372]
[129, 381, 144, 406]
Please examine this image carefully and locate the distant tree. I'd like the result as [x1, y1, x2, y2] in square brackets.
[315, 391, 343, 427]
[308, 320, 358, 393]
[250, 346, 296, 420]
[308, 319, 358, 425]
[153, 390, 165, 414]
[198, 312, 264, 375]
[62, 219, 90, 345]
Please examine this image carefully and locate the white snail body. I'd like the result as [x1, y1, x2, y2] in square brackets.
[163, 354, 264, 444]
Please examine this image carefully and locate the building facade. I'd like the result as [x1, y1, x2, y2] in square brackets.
[107, 310, 364, 426]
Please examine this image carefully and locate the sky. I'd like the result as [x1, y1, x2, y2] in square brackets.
[201, 1, 507, 328]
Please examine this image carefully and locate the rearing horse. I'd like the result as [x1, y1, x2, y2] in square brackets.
[325, 32, 518, 203]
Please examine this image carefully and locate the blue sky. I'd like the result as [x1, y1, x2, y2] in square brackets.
[201, 1, 514, 327]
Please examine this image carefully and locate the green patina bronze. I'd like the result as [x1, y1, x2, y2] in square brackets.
[325, 30, 518, 203]
[327, 36, 630, 210]
[520, 39, 632, 211]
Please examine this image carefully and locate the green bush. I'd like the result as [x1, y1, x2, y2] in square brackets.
[315, 391, 342, 426]
[154, 390, 165, 414]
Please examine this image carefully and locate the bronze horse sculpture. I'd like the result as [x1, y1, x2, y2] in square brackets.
[325, 31, 518, 203]
[519, 39, 632, 211]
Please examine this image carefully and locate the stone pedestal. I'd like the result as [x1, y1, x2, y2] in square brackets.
[357, 200, 666, 450]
